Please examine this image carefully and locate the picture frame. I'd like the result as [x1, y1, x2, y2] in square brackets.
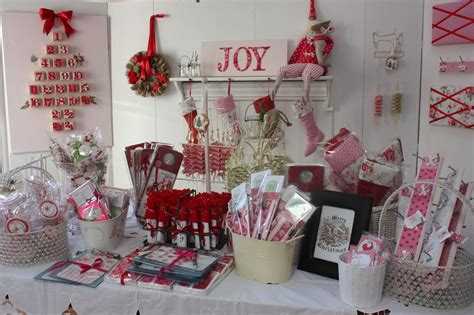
[297, 189, 373, 279]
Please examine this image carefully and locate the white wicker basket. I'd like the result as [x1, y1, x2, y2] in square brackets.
[0, 165, 69, 266]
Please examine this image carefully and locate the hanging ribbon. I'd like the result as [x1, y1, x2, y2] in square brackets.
[132, 14, 166, 81]
[39, 8, 76, 38]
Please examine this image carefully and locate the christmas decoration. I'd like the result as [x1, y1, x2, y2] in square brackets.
[21, 11, 97, 133]
[292, 99, 324, 157]
[126, 14, 170, 97]
[269, 0, 333, 156]
[271, 0, 333, 102]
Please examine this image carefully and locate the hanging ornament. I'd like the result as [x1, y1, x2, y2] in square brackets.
[125, 14, 170, 97]
[374, 85, 383, 125]
[392, 82, 403, 121]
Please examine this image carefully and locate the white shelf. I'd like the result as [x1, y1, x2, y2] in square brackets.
[171, 76, 334, 111]
[170, 76, 333, 82]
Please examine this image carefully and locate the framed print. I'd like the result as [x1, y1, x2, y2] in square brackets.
[297, 189, 373, 279]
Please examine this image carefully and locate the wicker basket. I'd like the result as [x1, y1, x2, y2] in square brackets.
[0, 165, 70, 267]
[378, 180, 474, 309]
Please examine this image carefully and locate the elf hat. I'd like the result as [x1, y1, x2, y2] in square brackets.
[309, 0, 330, 29]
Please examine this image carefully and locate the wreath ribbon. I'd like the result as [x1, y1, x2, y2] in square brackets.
[133, 14, 166, 81]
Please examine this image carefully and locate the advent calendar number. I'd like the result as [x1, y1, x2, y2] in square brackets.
[64, 121, 75, 131]
[56, 97, 67, 106]
[46, 45, 57, 55]
[51, 109, 62, 119]
[58, 45, 69, 54]
[63, 109, 74, 119]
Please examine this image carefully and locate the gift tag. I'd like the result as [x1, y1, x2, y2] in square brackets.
[404, 210, 425, 229]
[5, 217, 30, 234]
[39, 200, 59, 220]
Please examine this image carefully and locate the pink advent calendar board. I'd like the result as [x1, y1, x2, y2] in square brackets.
[201, 40, 287, 77]
[1, 12, 112, 153]
[432, 0, 474, 45]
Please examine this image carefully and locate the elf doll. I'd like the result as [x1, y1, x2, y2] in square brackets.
[273, 0, 334, 157]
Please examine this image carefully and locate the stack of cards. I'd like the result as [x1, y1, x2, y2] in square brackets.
[129, 245, 218, 283]
[104, 245, 235, 296]
[35, 250, 120, 288]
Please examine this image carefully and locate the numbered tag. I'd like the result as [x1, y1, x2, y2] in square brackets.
[40, 58, 52, 68]
[55, 84, 66, 94]
[42, 85, 54, 95]
[80, 83, 90, 93]
[52, 121, 63, 131]
[44, 98, 55, 107]
[54, 58, 65, 68]
[67, 58, 77, 68]
[68, 84, 79, 93]
[68, 96, 80, 106]
[29, 85, 42, 95]
[64, 121, 75, 131]
[56, 97, 67, 107]
[52, 32, 63, 42]
[45, 45, 57, 55]
[81, 95, 91, 105]
[72, 71, 83, 80]
[47, 71, 58, 81]
[34, 71, 46, 82]
[63, 109, 74, 119]
[58, 45, 69, 54]
[51, 109, 63, 119]
[30, 98, 42, 108]
[60, 71, 71, 81]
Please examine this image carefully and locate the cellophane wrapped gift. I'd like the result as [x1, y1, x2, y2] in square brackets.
[50, 128, 109, 191]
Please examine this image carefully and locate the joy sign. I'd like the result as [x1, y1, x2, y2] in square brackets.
[201, 40, 287, 77]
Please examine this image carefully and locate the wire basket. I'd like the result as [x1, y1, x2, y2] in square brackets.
[0, 165, 70, 267]
[378, 180, 474, 309]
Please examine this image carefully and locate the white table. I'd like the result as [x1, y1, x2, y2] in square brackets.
[0, 218, 472, 315]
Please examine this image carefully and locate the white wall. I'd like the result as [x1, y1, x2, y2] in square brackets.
[419, 0, 474, 181]
[109, 0, 424, 189]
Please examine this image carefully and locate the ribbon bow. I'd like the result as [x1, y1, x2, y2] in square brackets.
[48, 258, 107, 274]
[39, 8, 76, 38]
[449, 232, 467, 245]
[158, 249, 197, 278]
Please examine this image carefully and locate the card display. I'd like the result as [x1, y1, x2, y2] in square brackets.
[313, 205, 355, 263]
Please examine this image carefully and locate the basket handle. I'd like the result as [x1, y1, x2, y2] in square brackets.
[1, 165, 56, 191]
[378, 179, 474, 237]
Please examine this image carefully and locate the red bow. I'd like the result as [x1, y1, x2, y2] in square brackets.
[48, 258, 106, 274]
[39, 8, 76, 38]
[158, 249, 197, 278]
[133, 54, 152, 82]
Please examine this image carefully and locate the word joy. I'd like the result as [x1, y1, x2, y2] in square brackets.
[217, 46, 270, 72]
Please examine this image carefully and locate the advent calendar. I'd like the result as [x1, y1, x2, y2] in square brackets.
[1, 11, 112, 153]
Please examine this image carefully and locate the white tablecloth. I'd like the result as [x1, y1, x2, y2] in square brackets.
[0, 217, 472, 315]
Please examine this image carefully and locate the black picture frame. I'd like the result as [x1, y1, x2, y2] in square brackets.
[297, 189, 373, 279]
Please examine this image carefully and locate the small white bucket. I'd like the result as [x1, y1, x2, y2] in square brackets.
[78, 209, 127, 251]
[338, 253, 387, 308]
[231, 232, 302, 284]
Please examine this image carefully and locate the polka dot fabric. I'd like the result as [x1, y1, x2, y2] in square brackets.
[288, 35, 334, 65]
[395, 156, 443, 260]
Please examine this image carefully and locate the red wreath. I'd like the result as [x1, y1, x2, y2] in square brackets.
[125, 14, 170, 97]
